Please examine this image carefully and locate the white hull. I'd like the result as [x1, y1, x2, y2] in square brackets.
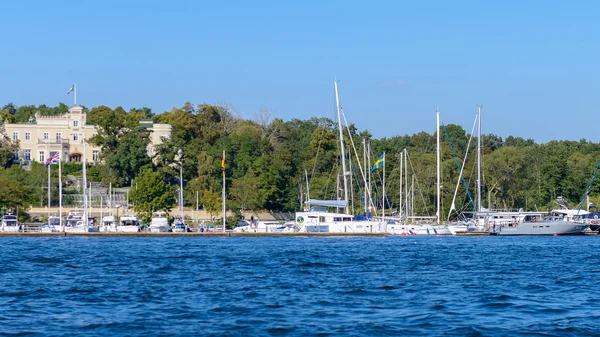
[64, 226, 99, 233]
[1, 226, 21, 232]
[116, 226, 140, 232]
[304, 220, 387, 233]
[387, 224, 451, 235]
[150, 225, 169, 233]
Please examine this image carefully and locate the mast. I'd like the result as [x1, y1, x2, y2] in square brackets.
[404, 149, 408, 223]
[349, 149, 354, 213]
[436, 110, 441, 224]
[477, 105, 482, 212]
[399, 151, 403, 221]
[305, 169, 310, 209]
[59, 153, 62, 231]
[382, 152, 386, 219]
[334, 80, 349, 214]
[47, 139, 50, 222]
[362, 139, 367, 214]
[82, 128, 88, 228]
[222, 150, 226, 232]
[368, 142, 372, 213]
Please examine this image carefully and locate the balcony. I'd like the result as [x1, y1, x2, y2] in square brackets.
[37, 138, 70, 145]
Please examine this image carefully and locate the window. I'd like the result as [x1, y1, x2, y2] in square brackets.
[74, 120, 79, 127]
[92, 150, 99, 161]
[24, 149, 31, 161]
[43, 132, 49, 140]
[73, 133, 79, 141]
[25, 132, 31, 140]
[12, 152, 19, 161]
[56, 133, 62, 143]
[39, 151, 45, 162]
[12, 132, 18, 140]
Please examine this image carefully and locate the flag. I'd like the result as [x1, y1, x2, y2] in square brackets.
[67, 84, 75, 95]
[221, 151, 225, 175]
[45, 153, 60, 167]
[372, 153, 385, 172]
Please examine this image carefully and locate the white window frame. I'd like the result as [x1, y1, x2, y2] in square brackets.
[92, 150, 99, 161]
[12, 132, 18, 140]
[25, 132, 31, 140]
[39, 151, 45, 162]
[73, 133, 79, 141]
[56, 132, 62, 143]
[74, 120, 79, 127]
[43, 132, 49, 140]
[24, 149, 31, 161]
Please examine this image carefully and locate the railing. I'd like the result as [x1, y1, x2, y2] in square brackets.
[37, 138, 70, 144]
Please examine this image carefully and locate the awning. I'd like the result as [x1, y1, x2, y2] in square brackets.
[307, 199, 347, 208]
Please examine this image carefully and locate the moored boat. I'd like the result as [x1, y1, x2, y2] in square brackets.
[150, 211, 169, 233]
[117, 215, 140, 232]
[1, 213, 20, 232]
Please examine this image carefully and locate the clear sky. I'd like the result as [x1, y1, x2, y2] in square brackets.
[2, 1, 599, 142]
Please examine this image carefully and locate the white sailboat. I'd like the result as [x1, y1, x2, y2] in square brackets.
[296, 80, 387, 233]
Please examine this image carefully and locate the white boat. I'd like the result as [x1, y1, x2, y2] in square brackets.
[296, 205, 387, 233]
[100, 216, 117, 232]
[150, 211, 170, 233]
[117, 215, 140, 232]
[172, 218, 186, 232]
[387, 221, 451, 235]
[63, 210, 99, 233]
[41, 216, 62, 232]
[1, 213, 20, 232]
[233, 219, 294, 232]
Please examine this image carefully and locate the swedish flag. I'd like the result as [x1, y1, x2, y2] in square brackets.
[372, 153, 385, 172]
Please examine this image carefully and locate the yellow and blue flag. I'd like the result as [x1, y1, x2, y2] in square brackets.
[372, 153, 385, 172]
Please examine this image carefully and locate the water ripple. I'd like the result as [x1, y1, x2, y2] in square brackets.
[0, 236, 599, 335]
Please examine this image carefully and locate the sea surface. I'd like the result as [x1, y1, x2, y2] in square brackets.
[1, 236, 600, 336]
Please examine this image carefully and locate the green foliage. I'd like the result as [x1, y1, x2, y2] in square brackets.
[129, 168, 176, 222]
[6, 100, 600, 216]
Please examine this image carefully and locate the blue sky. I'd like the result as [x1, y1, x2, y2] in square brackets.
[1, 1, 598, 142]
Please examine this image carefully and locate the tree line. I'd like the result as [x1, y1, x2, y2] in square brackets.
[1, 102, 599, 222]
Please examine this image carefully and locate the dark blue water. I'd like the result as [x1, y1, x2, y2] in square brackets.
[1, 236, 600, 336]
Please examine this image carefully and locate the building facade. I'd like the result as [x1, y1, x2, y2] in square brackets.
[4, 105, 171, 164]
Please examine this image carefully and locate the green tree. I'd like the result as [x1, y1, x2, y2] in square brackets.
[230, 175, 262, 211]
[130, 169, 176, 223]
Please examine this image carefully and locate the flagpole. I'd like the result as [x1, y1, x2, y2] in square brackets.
[59, 154, 63, 232]
[74, 83, 77, 106]
[47, 139, 50, 221]
[222, 150, 226, 232]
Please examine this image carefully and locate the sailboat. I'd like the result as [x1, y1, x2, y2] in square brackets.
[64, 126, 98, 233]
[447, 106, 482, 235]
[386, 110, 451, 235]
[295, 81, 387, 233]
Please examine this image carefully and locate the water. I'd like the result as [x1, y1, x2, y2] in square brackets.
[1, 236, 600, 336]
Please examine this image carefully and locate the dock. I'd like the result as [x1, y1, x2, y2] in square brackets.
[0, 232, 388, 237]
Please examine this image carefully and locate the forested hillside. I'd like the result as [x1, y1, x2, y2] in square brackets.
[1, 102, 599, 220]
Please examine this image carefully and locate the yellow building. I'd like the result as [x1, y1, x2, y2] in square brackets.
[4, 105, 171, 164]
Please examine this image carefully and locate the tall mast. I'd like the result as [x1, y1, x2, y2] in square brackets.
[436, 110, 441, 224]
[477, 105, 482, 212]
[362, 139, 367, 214]
[404, 149, 408, 223]
[399, 151, 403, 221]
[82, 128, 88, 228]
[334, 81, 349, 214]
